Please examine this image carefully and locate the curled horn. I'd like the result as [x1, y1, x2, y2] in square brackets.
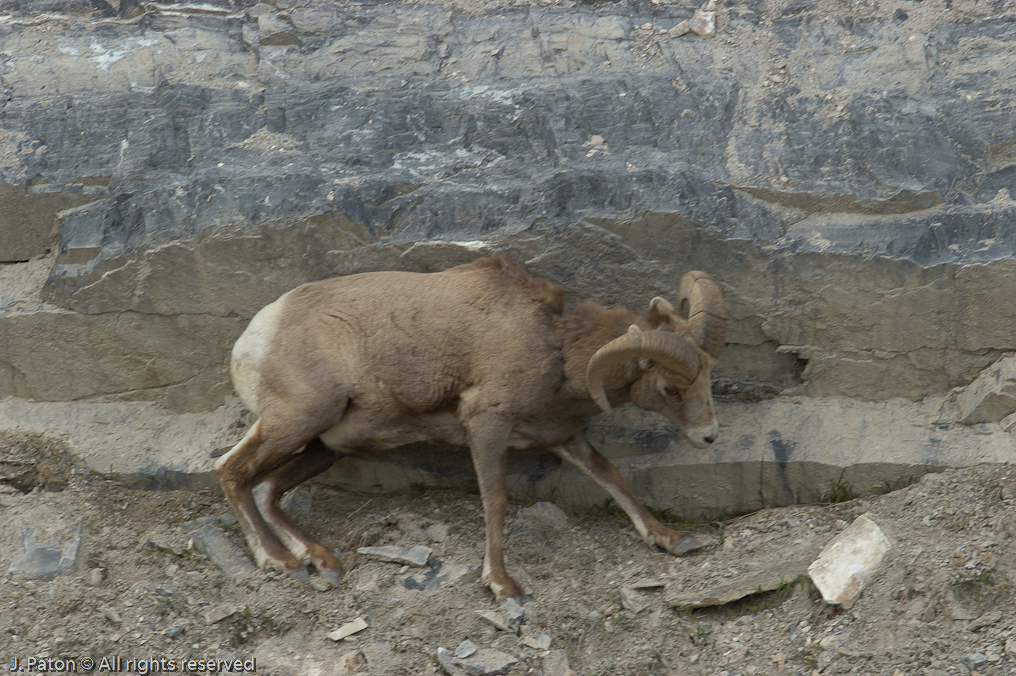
[586, 326, 701, 413]
[677, 271, 727, 358]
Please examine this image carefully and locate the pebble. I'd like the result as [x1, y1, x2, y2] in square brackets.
[88, 567, 106, 586]
[98, 606, 123, 625]
[201, 604, 240, 626]
[309, 576, 334, 592]
[426, 524, 450, 542]
[961, 653, 988, 670]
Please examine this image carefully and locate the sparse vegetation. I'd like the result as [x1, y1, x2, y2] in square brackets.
[814, 470, 860, 504]
[228, 607, 293, 647]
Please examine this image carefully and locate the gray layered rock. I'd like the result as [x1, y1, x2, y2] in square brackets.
[2, 0, 1016, 513]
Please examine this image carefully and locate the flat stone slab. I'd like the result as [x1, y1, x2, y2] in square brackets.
[186, 524, 256, 582]
[437, 647, 517, 676]
[400, 559, 480, 592]
[357, 544, 432, 567]
[668, 559, 811, 609]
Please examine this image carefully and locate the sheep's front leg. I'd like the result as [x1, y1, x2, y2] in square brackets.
[553, 435, 702, 556]
[467, 419, 526, 603]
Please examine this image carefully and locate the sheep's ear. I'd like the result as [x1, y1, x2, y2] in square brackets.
[647, 296, 676, 328]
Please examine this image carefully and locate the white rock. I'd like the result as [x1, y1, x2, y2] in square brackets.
[808, 514, 891, 605]
[688, 9, 716, 37]
[327, 617, 369, 642]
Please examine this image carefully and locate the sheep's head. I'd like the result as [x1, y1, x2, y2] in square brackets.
[585, 272, 727, 448]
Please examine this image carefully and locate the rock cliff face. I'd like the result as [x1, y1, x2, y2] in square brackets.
[2, 0, 1015, 510]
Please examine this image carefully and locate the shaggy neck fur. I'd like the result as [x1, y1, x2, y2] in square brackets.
[556, 300, 647, 407]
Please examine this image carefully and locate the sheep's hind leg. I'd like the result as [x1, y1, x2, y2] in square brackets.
[553, 435, 703, 556]
[215, 418, 330, 579]
[252, 438, 345, 585]
[467, 418, 526, 604]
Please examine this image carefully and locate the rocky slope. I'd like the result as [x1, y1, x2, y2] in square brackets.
[2, 0, 1016, 510]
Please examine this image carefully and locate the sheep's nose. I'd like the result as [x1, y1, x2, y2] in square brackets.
[703, 434, 717, 445]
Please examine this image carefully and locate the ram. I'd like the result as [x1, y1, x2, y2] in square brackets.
[215, 256, 726, 602]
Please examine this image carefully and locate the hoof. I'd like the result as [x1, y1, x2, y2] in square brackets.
[318, 567, 343, 586]
[288, 567, 311, 583]
[669, 535, 703, 556]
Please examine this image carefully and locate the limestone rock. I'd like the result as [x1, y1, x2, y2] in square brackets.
[808, 514, 892, 606]
[956, 357, 1016, 424]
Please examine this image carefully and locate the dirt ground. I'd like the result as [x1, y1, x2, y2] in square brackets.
[3, 433, 1016, 676]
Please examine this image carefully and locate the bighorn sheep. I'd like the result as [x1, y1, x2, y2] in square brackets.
[215, 256, 726, 602]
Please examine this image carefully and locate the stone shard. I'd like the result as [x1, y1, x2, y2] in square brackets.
[956, 357, 1016, 424]
[327, 617, 370, 642]
[202, 604, 241, 626]
[668, 559, 810, 609]
[618, 586, 649, 614]
[437, 647, 517, 676]
[357, 544, 432, 567]
[520, 629, 552, 651]
[669, 20, 691, 37]
[475, 598, 526, 634]
[808, 514, 892, 605]
[475, 609, 521, 635]
[187, 524, 256, 582]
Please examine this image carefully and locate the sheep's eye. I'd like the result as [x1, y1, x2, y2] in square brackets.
[663, 386, 681, 397]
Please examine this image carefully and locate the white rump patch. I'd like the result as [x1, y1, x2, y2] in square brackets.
[230, 295, 289, 410]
